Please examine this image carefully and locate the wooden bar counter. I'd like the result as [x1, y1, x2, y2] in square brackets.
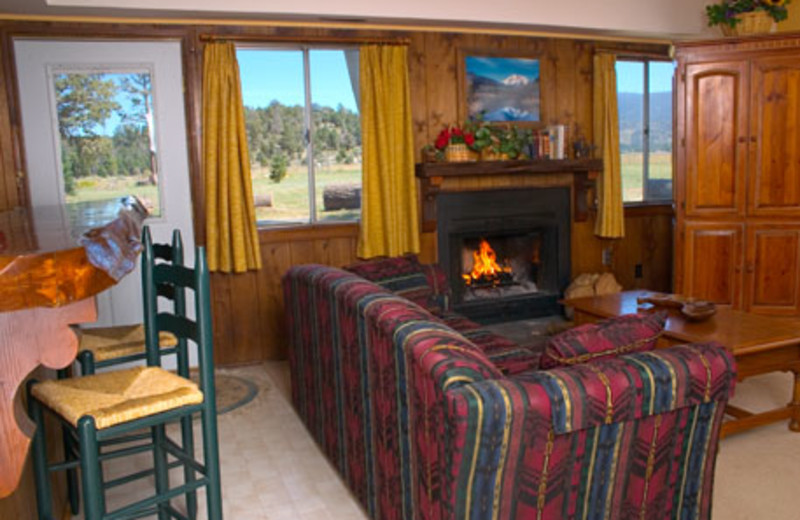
[0, 197, 146, 499]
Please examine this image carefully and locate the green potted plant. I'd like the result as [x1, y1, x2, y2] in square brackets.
[706, 0, 791, 35]
[495, 126, 531, 160]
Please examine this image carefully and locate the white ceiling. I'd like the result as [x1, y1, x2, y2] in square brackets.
[1, 0, 712, 39]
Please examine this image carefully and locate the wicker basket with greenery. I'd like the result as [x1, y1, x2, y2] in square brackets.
[706, 0, 791, 36]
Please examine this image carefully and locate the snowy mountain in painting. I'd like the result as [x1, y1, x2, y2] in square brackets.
[502, 74, 530, 86]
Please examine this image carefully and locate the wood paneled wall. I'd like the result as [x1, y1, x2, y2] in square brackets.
[410, 33, 672, 299]
[0, 31, 22, 211]
[209, 30, 672, 363]
[209, 223, 359, 365]
[0, 20, 673, 365]
[573, 205, 673, 293]
[411, 32, 595, 265]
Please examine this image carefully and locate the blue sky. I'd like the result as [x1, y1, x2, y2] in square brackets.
[616, 60, 675, 93]
[237, 49, 358, 111]
[55, 72, 151, 137]
[235, 50, 668, 107]
[465, 56, 540, 83]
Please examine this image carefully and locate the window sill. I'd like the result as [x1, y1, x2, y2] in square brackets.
[256, 221, 359, 242]
[622, 201, 674, 216]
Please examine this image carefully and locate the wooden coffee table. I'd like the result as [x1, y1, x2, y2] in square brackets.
[564, 290, 800, 438]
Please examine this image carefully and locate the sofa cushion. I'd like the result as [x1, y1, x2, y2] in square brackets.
[345, 255, 438, 313]
[438, 311, 482, 332]
[439, 312, 541, 375]
[539, 311, 667, 369]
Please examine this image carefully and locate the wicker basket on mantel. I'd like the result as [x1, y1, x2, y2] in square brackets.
[721, 10, 776, 36]
[444, 143, 478, 162]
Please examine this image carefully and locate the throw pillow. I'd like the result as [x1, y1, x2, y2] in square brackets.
[539, 311, 667, 369]
[344, 255, 435, 311]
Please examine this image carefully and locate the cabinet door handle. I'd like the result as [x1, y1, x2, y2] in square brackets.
[738, 136, 748, 143]
[735, 264, 742, 273]
[750, 136, 757, 143]
[746, 264, 755, 273]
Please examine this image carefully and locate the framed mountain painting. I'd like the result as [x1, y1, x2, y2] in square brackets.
[461, 53, 541, 123]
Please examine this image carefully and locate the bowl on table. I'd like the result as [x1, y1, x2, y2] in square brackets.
[680, 300, 717, 321]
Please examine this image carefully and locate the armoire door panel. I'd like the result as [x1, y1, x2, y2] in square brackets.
[684, 62, 748, 217]
[749, 56, 800, 217]
[683, 222, 743, 307]
[746, 224, 800, 314]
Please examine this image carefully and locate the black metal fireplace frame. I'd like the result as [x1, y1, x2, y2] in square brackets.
[436, 187, 570, 324]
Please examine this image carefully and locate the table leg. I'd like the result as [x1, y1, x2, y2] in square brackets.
[0, 298, 96, 498]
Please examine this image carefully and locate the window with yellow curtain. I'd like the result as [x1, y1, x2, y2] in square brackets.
[615, 58, 675, 203]
[236, 46, 362, 226]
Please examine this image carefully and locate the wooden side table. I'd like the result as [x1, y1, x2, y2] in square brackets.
[565, 290, 800, 437]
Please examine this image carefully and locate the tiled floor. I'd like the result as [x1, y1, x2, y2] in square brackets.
[77, 363, 800, 519]
[75, 363, 367, 520]
[210, 364, 366, 520]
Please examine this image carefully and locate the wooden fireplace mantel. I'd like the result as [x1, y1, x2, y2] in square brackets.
[415, 158, 603, 231]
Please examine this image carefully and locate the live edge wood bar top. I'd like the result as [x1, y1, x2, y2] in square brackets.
[0, 198, 146, 311]
[566, 290, 800, 437]
[0, 197, 146, 497]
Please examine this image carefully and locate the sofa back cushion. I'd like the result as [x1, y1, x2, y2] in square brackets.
[345, 254, 449, 314]
[539, 311, 667, 369]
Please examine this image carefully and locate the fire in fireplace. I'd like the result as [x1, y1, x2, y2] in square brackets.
[437, 187, 570, 323]
[462, 238, 513, 288]
[461, 235, 542, 302]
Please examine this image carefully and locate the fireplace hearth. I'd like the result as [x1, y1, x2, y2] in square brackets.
[437, 187, 570, 324]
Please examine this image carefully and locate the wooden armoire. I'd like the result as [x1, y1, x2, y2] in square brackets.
[675, 34, 800, 315]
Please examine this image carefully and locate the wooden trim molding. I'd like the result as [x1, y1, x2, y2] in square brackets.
[0, 15, 673, 45]
[624, 203, 674, 217]
[258, 222, 359, 244]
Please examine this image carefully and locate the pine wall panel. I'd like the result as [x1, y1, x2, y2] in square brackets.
[0, 21, 672, 364]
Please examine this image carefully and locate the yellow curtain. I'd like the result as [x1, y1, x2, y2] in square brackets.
[202, 42, 261, 272]
[593, 53, 625, 238]
[357, 45, 420, 258]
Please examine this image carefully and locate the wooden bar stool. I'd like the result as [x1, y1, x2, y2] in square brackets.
[28, 227, 223, 520]
[59, 229, 196, 516]
[72, 229, 187, 376]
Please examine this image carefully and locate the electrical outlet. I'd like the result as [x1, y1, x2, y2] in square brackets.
[602, 247, 613, 266]
[635, 263, 643, 278]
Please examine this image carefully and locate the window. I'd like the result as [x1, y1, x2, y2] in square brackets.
[237, 47, 361, 225]
[54, 69, 162, 217]
[616, 59, 674, 203]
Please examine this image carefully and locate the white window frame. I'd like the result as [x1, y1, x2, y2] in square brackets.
[617, 56, 674, 204]
[237, 44, 361, 227]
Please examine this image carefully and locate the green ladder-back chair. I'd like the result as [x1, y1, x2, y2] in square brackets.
[70, 229, 188, 376]
[58, 228, 199, 517]
[28, 227, 223, 520]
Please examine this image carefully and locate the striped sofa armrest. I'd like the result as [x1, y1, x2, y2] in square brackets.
[407, 341, 737, 520]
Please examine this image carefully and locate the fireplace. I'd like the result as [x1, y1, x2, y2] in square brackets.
[437, 187, 570, 324]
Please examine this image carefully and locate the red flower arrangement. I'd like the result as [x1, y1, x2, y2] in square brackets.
[434, 125, 475, 150]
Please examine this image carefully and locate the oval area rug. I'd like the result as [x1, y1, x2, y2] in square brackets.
[190, 371, 260, 415]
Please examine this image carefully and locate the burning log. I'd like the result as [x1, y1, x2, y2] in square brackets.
[463, 238, 514, 288]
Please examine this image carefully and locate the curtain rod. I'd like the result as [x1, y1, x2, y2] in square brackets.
[198, 33, 410, 45]
[595, 46, 672, 60]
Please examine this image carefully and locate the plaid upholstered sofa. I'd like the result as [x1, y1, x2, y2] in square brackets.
[283, 257, 737, 520]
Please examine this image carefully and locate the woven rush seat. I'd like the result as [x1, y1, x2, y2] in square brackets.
[32, 366, 203, 430]
[78, 324, 179, 362]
